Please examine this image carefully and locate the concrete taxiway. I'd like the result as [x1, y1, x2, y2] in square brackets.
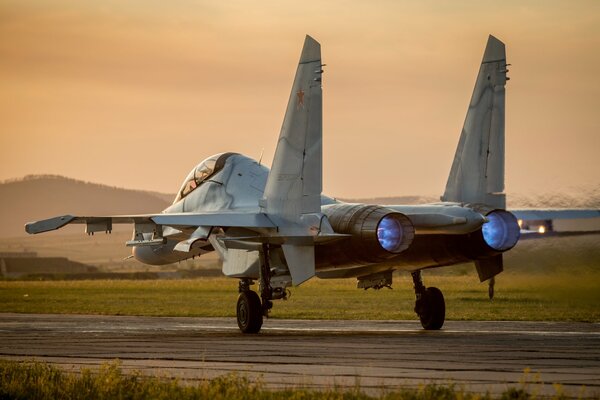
[0, 313, 598, 396]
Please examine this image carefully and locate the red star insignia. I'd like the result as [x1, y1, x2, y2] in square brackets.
[296, 89, 305, 109]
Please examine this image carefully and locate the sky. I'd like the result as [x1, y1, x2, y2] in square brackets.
[1, 0, 599, 198]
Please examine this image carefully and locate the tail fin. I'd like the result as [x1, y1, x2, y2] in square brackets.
[262, 35, 323, 219]
[261, 35, 323, 285]
[442, 35, 508, 209]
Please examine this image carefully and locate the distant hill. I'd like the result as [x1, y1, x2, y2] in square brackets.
[0, 175, 175, 237]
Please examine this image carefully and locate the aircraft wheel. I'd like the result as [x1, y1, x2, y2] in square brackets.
[236, 291, 263, 334]
[417, 287, 445, 330]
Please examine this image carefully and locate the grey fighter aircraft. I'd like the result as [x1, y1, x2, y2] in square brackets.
[26, 35, 593, 333]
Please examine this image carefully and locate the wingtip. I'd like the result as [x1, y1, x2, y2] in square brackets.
[483, 34, 506, 62]
[24, 214, 75, 234]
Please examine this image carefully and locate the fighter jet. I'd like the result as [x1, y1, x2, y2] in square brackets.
[26, 35, 592, 333]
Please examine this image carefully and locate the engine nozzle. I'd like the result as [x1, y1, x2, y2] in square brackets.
[481, 210, 520, 252]
[320, 204, 415, 265]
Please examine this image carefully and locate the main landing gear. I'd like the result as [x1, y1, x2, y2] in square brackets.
[411, 270, 445, 330]
[236, 280, 263, 333]
[236, 244, 287, 334]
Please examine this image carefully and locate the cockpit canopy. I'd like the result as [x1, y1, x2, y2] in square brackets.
[174, 152, 238, 203]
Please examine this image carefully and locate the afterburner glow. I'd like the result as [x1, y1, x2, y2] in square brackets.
[482, 210, 520, 251]
[377, 215, 404, 253]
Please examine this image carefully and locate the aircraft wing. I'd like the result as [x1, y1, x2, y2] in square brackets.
[25, 212, 276, 235]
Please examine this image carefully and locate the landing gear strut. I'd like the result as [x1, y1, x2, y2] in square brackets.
[411, 270, 445, 330]
[236, 243, 278, 334]
[258, 243, 274, 315]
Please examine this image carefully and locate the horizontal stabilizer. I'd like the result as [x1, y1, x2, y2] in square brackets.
[519, 230, 600, 239]
[511, 209, 600, 220]
[512, 208, 600, 239]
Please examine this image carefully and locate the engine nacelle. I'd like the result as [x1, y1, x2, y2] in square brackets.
[319, 204, 415, 267]
[481, 210, 521, 252]
[461, 208, 521, 259]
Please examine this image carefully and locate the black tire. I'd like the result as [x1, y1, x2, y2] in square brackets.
[236, 291, 263, 334]
[418, 287, 445, 330]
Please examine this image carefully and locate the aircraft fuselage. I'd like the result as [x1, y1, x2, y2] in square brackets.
[133, 153, 512, 282]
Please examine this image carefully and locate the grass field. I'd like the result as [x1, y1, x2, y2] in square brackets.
[1, 270, 598, 322]
[0, 359, 579, 400]
[1, 234, 599, 322]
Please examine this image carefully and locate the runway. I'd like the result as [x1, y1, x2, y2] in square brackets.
[1, 313, 599, 397]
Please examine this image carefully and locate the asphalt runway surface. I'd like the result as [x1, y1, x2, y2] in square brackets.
[1, 313, 599, 397]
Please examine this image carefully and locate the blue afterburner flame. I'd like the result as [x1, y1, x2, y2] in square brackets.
[377, 215, 404, 253]
[481, 211, 520, 251]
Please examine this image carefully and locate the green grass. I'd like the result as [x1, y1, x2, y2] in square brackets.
[0, 270, 598, 321]
[1, 233, 598, 321]
[0, 359, 581, 400]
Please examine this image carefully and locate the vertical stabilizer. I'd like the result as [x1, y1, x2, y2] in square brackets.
[262, 35, 323, 285]
[262, 35, 323, 219]
[442, 35, 508, 209]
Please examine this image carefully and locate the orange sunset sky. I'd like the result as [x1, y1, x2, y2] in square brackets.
[1, 0, 598, 198]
